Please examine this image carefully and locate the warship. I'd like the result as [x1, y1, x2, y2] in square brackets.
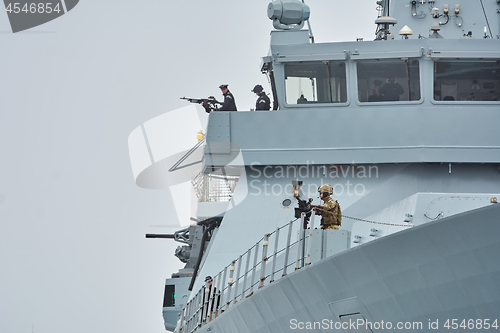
[128, 0, 500, 332]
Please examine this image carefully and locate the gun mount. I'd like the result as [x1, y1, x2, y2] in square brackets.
[145, 217, 222, 277]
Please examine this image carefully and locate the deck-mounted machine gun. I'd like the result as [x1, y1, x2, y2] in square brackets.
[295, 197, 313, 229]
[145, 217, 222, 332]
[292, 180, 313, 229]
[146, 228, 192, 264]
[292, 180, 314, 269]
[180, 96, 221, 113]
[145, 217, 222, 278]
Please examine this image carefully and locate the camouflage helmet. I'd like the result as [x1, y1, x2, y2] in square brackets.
[318, 184, 333, 194]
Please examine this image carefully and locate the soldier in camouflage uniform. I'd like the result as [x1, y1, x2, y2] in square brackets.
[313, 184, 341, 230]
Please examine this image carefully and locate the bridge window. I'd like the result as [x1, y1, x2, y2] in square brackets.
[357, 58, 420, 102]
[434, 59, 500, 102]
[285, 61, 347, 105]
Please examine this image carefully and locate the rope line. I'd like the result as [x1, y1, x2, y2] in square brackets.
[342, 214, 412, 227]
[313, 205, 412, 227]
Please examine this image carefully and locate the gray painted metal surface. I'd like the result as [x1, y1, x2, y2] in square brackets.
[127, 1, 500, 331]
[204, 38, 500, 167]
[189, 163, 500, 300]
[179, 225, 351, 331]
[205, 105, 500, 166]
[163, 277, 191, 331]
[201, 204, 500, 333]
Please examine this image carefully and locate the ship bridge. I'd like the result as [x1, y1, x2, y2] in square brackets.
[204, 0, 500, 169]
[204, 37, 500, 169]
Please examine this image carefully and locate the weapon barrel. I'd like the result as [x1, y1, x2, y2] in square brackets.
[145, 234, 175, 239]
[180, 97, 203, 103]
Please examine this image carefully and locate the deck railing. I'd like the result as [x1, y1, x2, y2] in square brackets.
[179, 212, 320, 333]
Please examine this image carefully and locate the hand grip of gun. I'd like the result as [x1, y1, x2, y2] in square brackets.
[310, 204, 323, 216]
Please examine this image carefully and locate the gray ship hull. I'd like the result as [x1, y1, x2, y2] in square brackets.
[201, 204, 500, 333]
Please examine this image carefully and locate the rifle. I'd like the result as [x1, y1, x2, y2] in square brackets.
[180, 96, 221, 113]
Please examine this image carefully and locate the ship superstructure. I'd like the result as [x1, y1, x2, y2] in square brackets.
[128, 1, 500, 332]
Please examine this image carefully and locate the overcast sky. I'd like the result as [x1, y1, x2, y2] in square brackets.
[0, 1, 375, 332]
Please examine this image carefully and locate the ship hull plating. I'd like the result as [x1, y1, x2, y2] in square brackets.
[201, 204, 500, 333]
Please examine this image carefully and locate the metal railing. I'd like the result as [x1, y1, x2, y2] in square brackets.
[192, 173, 239, 202]
[179, 213, 319, 333]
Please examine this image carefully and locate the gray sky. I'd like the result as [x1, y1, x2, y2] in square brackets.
[0, 1, 375, 332]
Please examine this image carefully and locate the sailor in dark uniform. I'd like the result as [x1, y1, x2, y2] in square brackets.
[217, 84, 237, 111]
[380, 77, 404, 101]
[252, 84, 271, 111]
